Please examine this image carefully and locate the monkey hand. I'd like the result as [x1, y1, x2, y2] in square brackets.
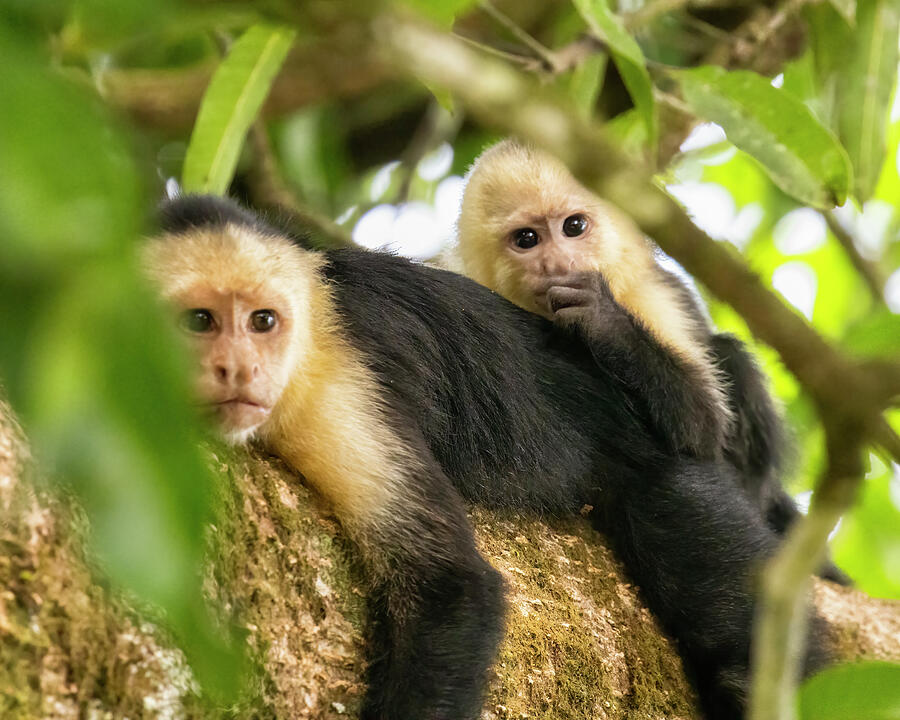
[544, 272, 625, 337]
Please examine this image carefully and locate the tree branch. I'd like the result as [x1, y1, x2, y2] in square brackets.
[246, 123, 354, 248]
[750, 420, 866, 720]
[102, 38, 391, 132]
[478, 0, 560, 71]
[379, 18, 897, 410]
[624, 0, 728, 29]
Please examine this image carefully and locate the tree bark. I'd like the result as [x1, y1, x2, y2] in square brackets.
[1, 405, 897, 720]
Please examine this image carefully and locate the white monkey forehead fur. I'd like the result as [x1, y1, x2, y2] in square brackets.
[461, 141, 640, 232]
[143, 223, 322, 310]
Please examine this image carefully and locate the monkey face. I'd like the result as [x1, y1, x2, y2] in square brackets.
[144, 224, 315, 445]
[459, 140, 654, 318]
[172, 287, 297, 444]
[500, 210, 601, 318]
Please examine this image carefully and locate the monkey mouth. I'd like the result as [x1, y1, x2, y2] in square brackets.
[216, 397, 266, 409]
[209, 398, 271, 436]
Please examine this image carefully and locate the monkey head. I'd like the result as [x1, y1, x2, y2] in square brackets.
[144, 222, 318, 444]
[458, 140, 656, 318]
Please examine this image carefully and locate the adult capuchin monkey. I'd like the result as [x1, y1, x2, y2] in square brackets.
[145, 194, 827, 720]
[457, 140, 847, 584]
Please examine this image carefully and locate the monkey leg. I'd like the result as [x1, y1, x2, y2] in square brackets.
[355, 463, 506, 720]
[594, 460, 829, 718]
[710, 335, 850, 585]
[708, 334, 785, 482]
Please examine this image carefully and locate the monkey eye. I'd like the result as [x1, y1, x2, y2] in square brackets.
[250, 309, 277, 333]
[512, 228, 540, 249]
[180, 309, 215, 334]
[563, 214, 588, 237]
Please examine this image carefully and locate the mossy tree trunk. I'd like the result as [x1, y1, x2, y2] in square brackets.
[1, 406, 898, 720]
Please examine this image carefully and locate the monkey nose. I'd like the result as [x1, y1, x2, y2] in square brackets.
[214, 363, 232, 382]
[214, 361, 259, 384]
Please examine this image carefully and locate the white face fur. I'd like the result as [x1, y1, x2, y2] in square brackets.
[143, 224, 315, 444]
[457, 140, 654, 318]
[457, 140, 718, 374]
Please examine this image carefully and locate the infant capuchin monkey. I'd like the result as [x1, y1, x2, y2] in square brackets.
[145, 195, 827, 719]
[457, 141, 847, 584]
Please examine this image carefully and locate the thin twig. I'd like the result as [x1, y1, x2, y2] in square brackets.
[680, 13, 733, 42]
[246, 123, 353, 248]
[750, 418, 866, 720]
[453, 32, 544, 69]
[625, 0, 745, 28]
[456, 32, 606, 77]
[625, 0, 695, 29]
[748, 0, 808, 49]
[479, 0, 560, 71]
[395, 101, 464, 204]
[654, 87, 694, 115]
[823, 210, 886, 305]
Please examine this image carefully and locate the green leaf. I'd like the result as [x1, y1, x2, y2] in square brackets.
[572, 0, 657, 149]
[0, 31, 139, 273]
[606, 108, 648, 158]
[838, 0, 898, 201]
[808, 0, 900, 201]
[182, 23, 296, 195]
[673, 66, 852, 208]
[0, 22, 242, 698]
[22, 266, 245, 698]
[799, 662, 900, 719]
[563, 52, 607, 120]
[781, 51, 827, 121]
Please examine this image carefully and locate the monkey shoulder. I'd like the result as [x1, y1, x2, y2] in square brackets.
[318, 249, 663, 478]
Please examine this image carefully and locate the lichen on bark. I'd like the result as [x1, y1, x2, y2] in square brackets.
[1, 403, 898, 719]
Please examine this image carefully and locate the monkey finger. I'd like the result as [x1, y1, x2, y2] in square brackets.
[551, 305, 594, 329]
[547, 286, 593, 314]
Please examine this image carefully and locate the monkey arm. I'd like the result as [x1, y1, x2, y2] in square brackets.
[279, 436, 507, 720]
[268, 378, 506, 720]
[356, 460, 506, 720]
[546, 273, 727, 461]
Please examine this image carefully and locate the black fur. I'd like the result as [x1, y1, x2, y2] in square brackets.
[159, 195, 829, 719]
[548, 268, 848, 584]
[159, 193, 280, 238]
[547, 271, 727, 460]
